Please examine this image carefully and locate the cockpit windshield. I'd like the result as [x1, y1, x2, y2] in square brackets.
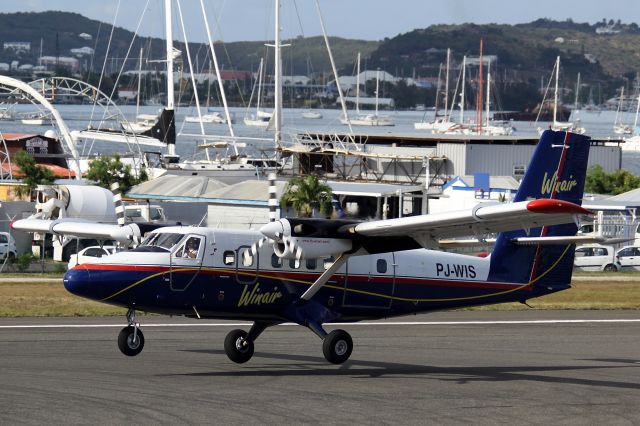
[137, 233, 184, 251]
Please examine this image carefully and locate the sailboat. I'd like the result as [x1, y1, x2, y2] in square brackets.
[414, 48, 457, 132]
[301, 57, 323, 119]
[244, 58, 272, 128]
[538, 56, 585, 135]
[341, 53, 394, 127]
[613, 87, 633, 134]
[157, 0, 289, 183]
[185, 61, 233, 125]
[622, 95, 640, 151]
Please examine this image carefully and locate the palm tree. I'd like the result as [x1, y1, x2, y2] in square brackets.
[280, 175, 333, 218]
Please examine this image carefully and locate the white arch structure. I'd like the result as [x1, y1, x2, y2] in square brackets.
[0, 75, 82, 179]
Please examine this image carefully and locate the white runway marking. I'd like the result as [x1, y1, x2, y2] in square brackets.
[1, 319, 639, 329]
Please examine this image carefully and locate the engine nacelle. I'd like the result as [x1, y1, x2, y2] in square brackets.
[273, 236, 352, 260]
[261, 218, 356, 260]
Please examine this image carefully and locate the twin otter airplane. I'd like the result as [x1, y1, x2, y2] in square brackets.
[16, 130, 593, 364]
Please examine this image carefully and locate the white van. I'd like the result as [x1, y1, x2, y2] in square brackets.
[615, 246, 640, 271]
[573, 245, 619, 272]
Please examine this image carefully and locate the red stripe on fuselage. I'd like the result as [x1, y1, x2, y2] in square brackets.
[78, 263, 523, 290]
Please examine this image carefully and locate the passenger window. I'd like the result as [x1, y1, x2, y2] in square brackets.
[289, 259, 300, 269]
[240, 248, 254, 267]
[306, 258, 317, 270]
[223, 250, 235, 265]
[377, 259, 387, 273]
[271, 253, 282, 268]
[323, 256, 335, 270]
[0, 235, 7, 243]
[575, 249, 586, 258]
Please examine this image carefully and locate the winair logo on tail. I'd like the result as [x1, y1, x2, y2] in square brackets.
[237, 283, 282, 307]
[541, 172, 578, 196]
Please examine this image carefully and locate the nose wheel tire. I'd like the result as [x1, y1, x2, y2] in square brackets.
[118, 325, 145, 356]
[323, 329, 353, 364]
[224, 329, 254, 363]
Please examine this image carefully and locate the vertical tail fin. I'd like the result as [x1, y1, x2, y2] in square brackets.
[488, 130, 591, 286]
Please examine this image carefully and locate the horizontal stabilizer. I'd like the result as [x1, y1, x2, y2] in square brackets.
[511, 236, 632, 246]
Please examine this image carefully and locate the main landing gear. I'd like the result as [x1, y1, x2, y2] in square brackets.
[223, 321, 354, 365]
[118, 308, 145, 356]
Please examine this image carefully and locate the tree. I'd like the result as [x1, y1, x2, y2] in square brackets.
[86, 155, 148, 193]
[585, 165, 640, 195]
[12, 151, 55, 198]
[280, 175, 333, 218]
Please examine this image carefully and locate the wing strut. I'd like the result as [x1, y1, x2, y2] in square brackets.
[300, 253, 350, 301]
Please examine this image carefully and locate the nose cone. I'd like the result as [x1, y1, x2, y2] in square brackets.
[63, 267, 92, 299]
[260, 220, 284, 240]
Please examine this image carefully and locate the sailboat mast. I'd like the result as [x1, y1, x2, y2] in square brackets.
[460, 56, 466, 125]
[574, 72, 581, 111]
[634, 94, 640, 130]
[476, 39, 483, 133]
[314, 0, 352, 132]
[256, 58, 264, 115]
[375, 68, 380, 117]
[164, 0, 176, 156]
[553, 56, 559, 124]
[444, 48, 450, 121]
[199, 0, 236, 140]
[356, 52, 361, 114]
[136, 47, 143, 117]
[274, 0, 282, 145]
[486, 61, 491, 128]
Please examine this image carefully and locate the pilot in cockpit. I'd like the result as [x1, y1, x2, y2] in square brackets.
[184, 237, 200, 258]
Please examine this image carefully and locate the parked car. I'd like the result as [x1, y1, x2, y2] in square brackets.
[573, 245, 619, 272]
[0, 232, 17, 260]
[68, 245, 118, 269]
[615, 246, 640, 271]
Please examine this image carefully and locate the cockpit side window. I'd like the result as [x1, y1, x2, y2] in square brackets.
[137, 233, 185, 252]
[175, 236, 203, 259]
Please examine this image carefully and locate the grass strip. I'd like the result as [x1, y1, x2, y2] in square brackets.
[0, 277, 639, 317]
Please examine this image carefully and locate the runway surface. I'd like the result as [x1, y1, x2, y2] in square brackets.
[1, 310, 640, 424]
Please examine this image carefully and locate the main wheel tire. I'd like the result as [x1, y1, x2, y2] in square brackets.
[323, 329, 353, 364]
[604, 264, 617, 272]
[118, 326, 145, 356]
[224, 329, 254, 364]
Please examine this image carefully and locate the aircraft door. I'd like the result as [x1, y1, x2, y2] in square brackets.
[235, 245, 259, 285]
[342, 253, 395, 309]
[169, 234, 205, 291]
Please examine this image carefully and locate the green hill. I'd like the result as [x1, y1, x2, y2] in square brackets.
[0, 12, 637, 109]
[0, 11, 378, 76]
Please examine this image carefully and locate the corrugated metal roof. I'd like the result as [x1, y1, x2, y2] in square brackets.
[202, 180, 287, 201]
[127, 175, 227, 198]
[607, 188, 640, 203]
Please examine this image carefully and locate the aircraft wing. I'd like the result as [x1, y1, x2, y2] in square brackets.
[260, 199, 592, 256]
[12, 218, 143, 245]
[347, 199, 591, 248]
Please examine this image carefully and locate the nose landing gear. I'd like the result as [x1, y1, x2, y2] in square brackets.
[118, 308, 144, 356]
